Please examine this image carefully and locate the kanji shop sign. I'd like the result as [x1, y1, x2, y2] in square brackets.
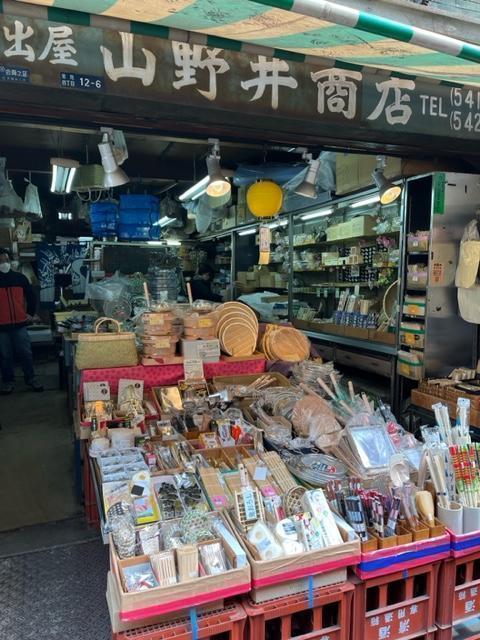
[1, 14, 480, 140]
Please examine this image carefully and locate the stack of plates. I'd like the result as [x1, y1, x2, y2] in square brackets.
[215, 302, 259, 357]
[261, 326, 310, 362]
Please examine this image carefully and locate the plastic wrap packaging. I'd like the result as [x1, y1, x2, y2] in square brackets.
[291, 394, 342, 447]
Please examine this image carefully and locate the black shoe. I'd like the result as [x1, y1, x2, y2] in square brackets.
[26, 379, 44, 392]
[0, 383, 14, 395]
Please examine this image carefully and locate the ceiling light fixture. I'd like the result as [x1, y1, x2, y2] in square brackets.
[50, 158, 79, 194]
[166, 239, 181, 246]
[294, 152, 321, 199]
[372, 156, 402, 205]
[268, 219, 288, 229]
[160, 216, 175, 227]
[350, 195, 380, 209]
[300, 207, 333, 221]
[98, 128, 129, 188]
[178, 175, 210, 202]
[206, 138, 231, 199]
[238, 227, 257, 236]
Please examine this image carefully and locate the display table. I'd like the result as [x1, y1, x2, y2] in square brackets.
[79, 359, 266, 391]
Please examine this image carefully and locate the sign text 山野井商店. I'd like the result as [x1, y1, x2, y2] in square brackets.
[1, 14, 480, 139]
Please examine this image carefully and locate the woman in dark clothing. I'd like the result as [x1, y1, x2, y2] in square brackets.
[190, 264, 223, 302]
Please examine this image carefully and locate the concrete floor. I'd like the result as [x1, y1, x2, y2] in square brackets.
[0, 356, 81, 533]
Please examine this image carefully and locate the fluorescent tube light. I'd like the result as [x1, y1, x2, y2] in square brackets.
[178, 175, 209, 202]
[300, 208, 333, 221]
[350, 195, 380, 209]
[238, 227, 257, 236]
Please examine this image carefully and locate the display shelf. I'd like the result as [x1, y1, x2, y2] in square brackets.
[303, 329, 397, 355]
[293, 230, 400, 250]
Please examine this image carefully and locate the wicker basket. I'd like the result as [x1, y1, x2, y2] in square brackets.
[75, 317, 138, 370]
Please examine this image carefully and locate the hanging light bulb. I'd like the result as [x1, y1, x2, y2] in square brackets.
[98, 130, 129, 188]
[206, 139, 231, 199]
[372, 156, 402, 205]
[295, 154, 321, 199]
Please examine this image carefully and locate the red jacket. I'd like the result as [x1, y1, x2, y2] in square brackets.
[0, 270, 36, 330]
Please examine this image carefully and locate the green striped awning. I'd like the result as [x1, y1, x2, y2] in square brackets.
[14, 0, 480, 86]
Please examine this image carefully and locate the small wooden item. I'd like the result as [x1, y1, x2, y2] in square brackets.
[176, 545, 199, 582]
[150, 551, 177, 587]
[284, 486, 307, 516]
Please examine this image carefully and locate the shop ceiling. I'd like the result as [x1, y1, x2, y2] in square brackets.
[17, 0, 480, 86]
[0, 121, 303, 187]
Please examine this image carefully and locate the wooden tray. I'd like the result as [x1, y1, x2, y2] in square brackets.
[217, 302, 258, 328]
[219, 322, 257, 357]
[261, 326, 310, 362]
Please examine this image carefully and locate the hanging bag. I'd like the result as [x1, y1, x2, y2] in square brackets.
[75, 317, 138, 370]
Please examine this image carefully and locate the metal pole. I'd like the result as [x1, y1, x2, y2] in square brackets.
[251, 0, 480, 64]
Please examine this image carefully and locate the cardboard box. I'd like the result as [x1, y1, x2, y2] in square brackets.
[250, 567, 347, 603]
[181, 338, 220, 363]
[347, 215, 376, 238]
[225, 512, 359, 597]
[336, 153, 458, 195]
[246, 271, 258, 282]
[237, 272, 249, 285]
[109, 514, 251, 621]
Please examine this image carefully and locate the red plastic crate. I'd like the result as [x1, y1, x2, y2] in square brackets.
[242, 581, 354, 640]
[435, 618, 480, 640]
[351, 562, 440, 640]
[112, 601, 246, 640]
[437, 551, 480, 629]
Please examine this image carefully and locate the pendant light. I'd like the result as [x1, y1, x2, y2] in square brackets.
[295, 153, 321, 199]
[98, 128, 129, 188]
[206, 138, 230, 199]
[372, 156, 402, 205]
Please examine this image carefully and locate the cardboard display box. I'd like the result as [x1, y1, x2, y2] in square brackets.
[109, 514, 251, 621]
[180, 338, 220, 363]
[224, 511, 360, 603]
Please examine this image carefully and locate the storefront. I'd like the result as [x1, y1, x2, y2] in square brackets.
[2, 2, 480, 639]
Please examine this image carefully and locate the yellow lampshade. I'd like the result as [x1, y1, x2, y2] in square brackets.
[247, 180, 283, 218]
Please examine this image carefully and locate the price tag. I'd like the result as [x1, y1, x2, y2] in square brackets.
[183, 358, 204, 381]
[198, 317, 213, 328]
[242, 487, 258, 521]
[259, 226, 271, 253]
[253, 465, 268, 481]
[149, 315, 165, 326]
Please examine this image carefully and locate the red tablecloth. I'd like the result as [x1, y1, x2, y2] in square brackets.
[80, 359, 266, 392]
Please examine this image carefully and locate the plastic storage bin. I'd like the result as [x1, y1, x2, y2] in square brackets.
[397, 349, 424, 380]
[407, 231, 430, 253]
[400, 322, 425, 349]
[403, 295, 426, 317]
[407, 264, 428, 289]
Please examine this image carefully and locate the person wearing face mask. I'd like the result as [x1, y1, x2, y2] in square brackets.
[0, 248, 43, 394]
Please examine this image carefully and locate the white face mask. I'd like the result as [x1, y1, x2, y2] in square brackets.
[0, 263, 11, 273]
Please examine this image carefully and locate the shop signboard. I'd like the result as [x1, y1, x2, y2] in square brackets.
[1, 13, 480, 142]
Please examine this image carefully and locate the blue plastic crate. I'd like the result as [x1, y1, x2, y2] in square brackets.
[117, 223, 160, 240]
[118, 209, 159, 226]
[119, 194, 159, 210]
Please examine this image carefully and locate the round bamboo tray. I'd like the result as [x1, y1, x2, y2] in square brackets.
[218, 322, 257, 356]
[261, 326, 310, 362]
